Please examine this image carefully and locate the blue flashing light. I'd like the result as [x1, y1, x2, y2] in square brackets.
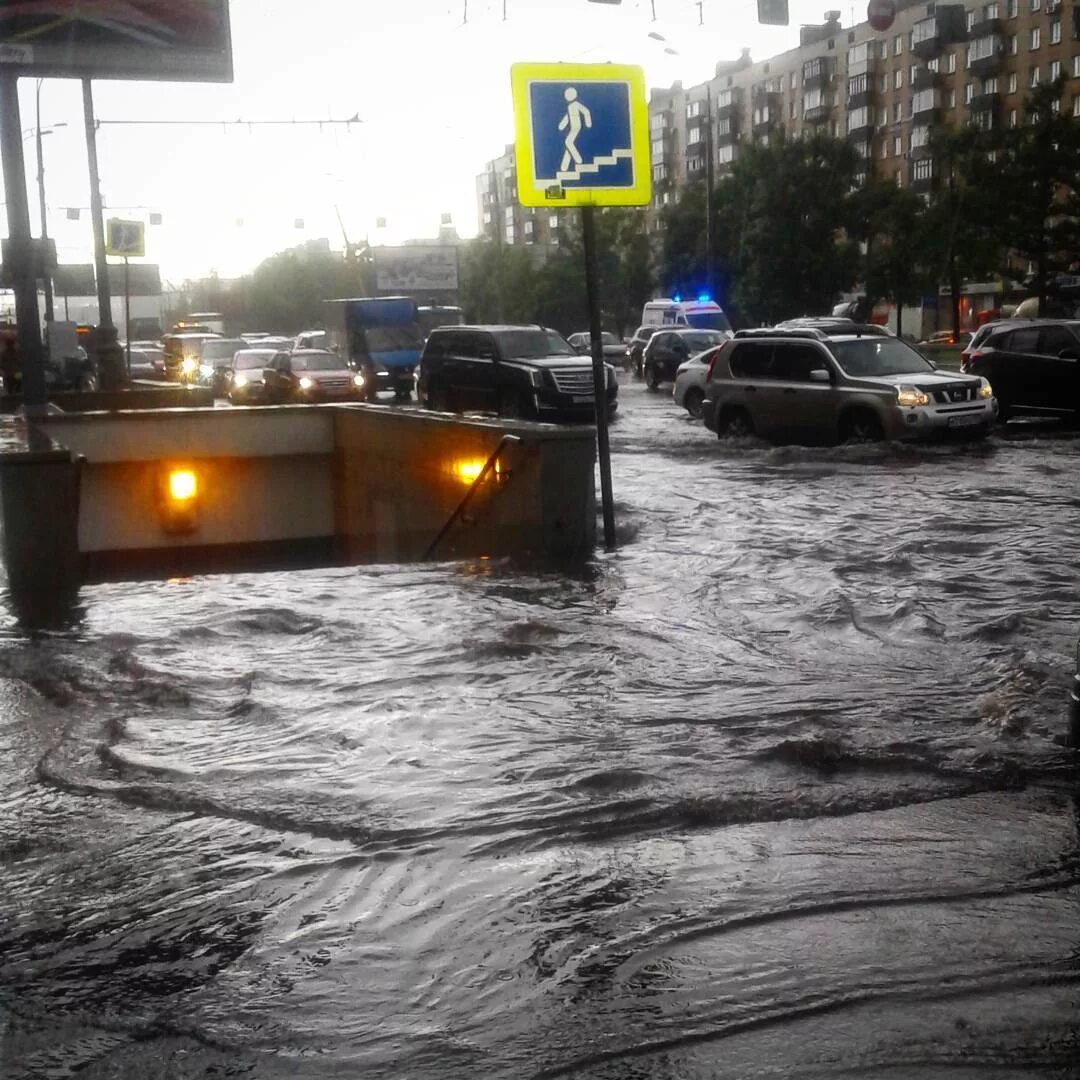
[697, 293, 712, 303]
[673, 294, 682, 303]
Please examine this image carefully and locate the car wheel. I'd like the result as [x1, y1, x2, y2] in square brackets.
[428, 381, 450, 412]
[717, 406, 753, 438]
[840, 409, 884, 444]
[683, 387, 705, 419]
[644, 363, 661, 391]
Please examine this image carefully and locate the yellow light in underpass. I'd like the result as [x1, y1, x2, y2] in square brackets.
[454, 458, 502, 484]
[168, 468, 198, 502]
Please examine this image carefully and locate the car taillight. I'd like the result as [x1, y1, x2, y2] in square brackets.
[705, 348, 722, 381]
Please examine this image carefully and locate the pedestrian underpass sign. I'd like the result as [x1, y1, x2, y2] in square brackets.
[510, 63, 651, 208]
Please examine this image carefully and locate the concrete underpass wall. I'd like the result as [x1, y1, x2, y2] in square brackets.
[333, 408, 596, 562]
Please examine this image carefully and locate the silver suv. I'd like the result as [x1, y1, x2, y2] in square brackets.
[702, 326, 997, 444]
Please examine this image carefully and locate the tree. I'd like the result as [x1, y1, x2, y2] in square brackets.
[994, 78, 1080, 315]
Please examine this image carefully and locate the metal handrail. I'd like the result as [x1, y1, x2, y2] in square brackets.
[423, 434, 521, 562]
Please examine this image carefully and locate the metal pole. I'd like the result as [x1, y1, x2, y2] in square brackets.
[123, 257, 131, 376]
[82, 79, 111, 331]
[82, 77, 124, 389]
[35, 79, 54, 323]
[582, 205, 616, 551]
[0, 70, 47, 413]
[705, 84, 714, 301]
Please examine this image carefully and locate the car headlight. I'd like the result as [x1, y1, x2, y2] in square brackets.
[352, 373, 365, 387]
[604, 363, 615, 387]
[978, 379, 993, 399]
[180, 356, 198, 375]
[233, 373, 248, 387]
[896, 386, 929, 407]
[529, 368, 544, 389]
[298, 376, 314, 391]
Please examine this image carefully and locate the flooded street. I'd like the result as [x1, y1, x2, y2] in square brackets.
[2, 380, 1079, 1079]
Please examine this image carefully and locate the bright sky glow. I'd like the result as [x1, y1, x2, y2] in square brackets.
[8, 0, 853, 283]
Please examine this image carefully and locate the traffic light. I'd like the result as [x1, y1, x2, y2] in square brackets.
[757, 0, 789, 24]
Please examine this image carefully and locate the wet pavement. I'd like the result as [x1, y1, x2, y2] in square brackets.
[2, 379, 1079, 1078]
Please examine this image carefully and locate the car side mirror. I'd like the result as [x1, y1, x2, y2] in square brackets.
[1058, 349, 1080, 361]
[809, 368, 831, 383]
[928, 358, 937, 369]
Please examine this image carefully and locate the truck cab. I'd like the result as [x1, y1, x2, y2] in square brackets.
[324, 297, 423, 401]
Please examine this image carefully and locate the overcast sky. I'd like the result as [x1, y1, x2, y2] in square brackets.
[10, 0, 859, 283]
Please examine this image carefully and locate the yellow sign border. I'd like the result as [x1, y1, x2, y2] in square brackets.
[511, 62, 651, 208]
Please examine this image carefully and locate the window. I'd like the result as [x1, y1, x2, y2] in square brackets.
[504, 225, 514, 244]
[1050, 60, 1061, 80]
[910, 63, 918, 82]
[948, 52, 957, 73]
[894, 34, 903, 56]
[716, 88, 734, 108]
[652, 163, 668, 181]
[969, 35, 1001, 65]
[894, 68, 903, 88]
[877, 106, 887, 126]
[523, 220, 534, 240]
[687, 100, 703, 119]
[846, 105, 871, 132]
[929, 57, 940, 72]
[1031, 27, 1041, 49]
[896, 169, 904, 187]
[790, 71, 797, 89]
[789, 99, 797, 118]
[717, 116, 733, 136]
[893, 101, 902, 122]
[803, 87, 827, 110]
[1075, 55, 1080, 78]
[983, 1, 999, 16]
[947, 88, 957, 107]
[687, 126, 703, 145]
[1031, 0, 1041, 10]
[913, 88, 940, 113]
[912, 158, 934, 181]
[548, 214, 559, 228]
[650, 112, 667, 132]
[849, 72, 869, 96]
[881, 139, 889, 158]
[983, 76, 999, 93]
[729, 342, 774, 379]
[772, 344, 827, 382]
[1031, 65, 1041, 86]
[911, 124, 930, 150]
[1008, 71, 1018, 92]
[1008, 34, 1018, 54]
[879, 74, 888, 93]
[1006, 0, 1017, 14]
[965, 81, 975, 102]
[894, 134, 903, 155]
[1051, 96, 1061, 112]
[650, 138, 665, 160]
[717, 144, 735, 164]
[1010, 107, 1019, 125]
[687, 155, 704, 173]
[1051, 20, 1062, 45]
[504, 205, 514, 222]
[1008, 327, 1039, 351]
[1038, 326, 1079, 355]
[482, 210, 491, 225]
[967, 9, 976, 31]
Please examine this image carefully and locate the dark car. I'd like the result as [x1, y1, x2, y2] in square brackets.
[567, 331, 625, 363]
[626, 325, 658, 375]
[641, 328, 730, 390]
[965, 320, 1080, 422]
[126, 346, 167, 380]
[197, 337, 249, 395]
[227, 348, 277, 404]
[262, 348, 366, 404]
[417, 325, 618, 421]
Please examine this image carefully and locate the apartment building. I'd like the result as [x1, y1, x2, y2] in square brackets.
[477, 2, 1080, 249]
[649, 0, 1080, 220]
[475, 143, 567, 251]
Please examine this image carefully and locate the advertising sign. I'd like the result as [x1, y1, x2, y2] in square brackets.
[374, 246, 459, 293]
[105, 218, 145, 258]
[0, 0, 233, 82]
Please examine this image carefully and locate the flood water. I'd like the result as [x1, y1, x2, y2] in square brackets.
[2, 380, 1079, 1079]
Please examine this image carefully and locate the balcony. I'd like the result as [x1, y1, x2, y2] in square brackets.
[845, 108, 874, 138]
[912, 66, 940, 91]
[802, 56, 834, 89]
[714, 91, 741, 121]
[969, 89, 1001, 113]
[909, 125, 933, 159]
[911, 5, 967, 60]
[911, 88, 941, 121]
[751, 110, 777, 135]
[752, 83, 782, 107]
[846, 73, 875, 110]
[715, 116, 740, 146]
[846, 41, 880, 78]
[967, 35, 1004, 77]
[804, 102, 833, 124]
[909, 161, 938, 192]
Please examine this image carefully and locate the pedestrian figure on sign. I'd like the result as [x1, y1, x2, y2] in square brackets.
[558, 87, 592, 173]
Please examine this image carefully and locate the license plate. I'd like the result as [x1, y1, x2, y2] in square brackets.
[948, 414, 983, 427]
[572, 395, 594, 403]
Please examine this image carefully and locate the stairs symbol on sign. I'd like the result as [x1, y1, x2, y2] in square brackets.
[556, 148, 633, 183]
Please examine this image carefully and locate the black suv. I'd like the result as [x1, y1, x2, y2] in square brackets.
[965, 319, 1080, 422]
[641, 328, 730, 390]
[417, 325, 618, 421]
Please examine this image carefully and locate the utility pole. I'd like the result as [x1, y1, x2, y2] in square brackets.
[705, 84, 714, 301]
[34, 80, 54, 324]
[0, 70, 46, 412]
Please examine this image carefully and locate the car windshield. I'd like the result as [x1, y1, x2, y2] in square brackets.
[292, 352, 347, 371]
[495, 329, 577, 358]
[234, 352, 272, 370]
[829, 338, 935, 377]
[681, 332, 726, 351]
[200, 339, 246, 362]
[686, 311, 733, 332]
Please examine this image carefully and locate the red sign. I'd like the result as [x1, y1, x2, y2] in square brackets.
[867, 0, 896, 32]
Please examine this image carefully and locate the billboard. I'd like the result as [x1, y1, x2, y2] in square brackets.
[374, 246, 459, 293]
[0, 1, 233, 82]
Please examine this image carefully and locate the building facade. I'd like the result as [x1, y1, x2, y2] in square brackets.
[649, 0, 1080, 222]
[476, 143, 566, 251]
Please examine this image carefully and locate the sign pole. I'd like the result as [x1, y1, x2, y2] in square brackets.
[582, 205, 616, 551]
[123, 257, 131, 377]
[0, 70, 47, 414]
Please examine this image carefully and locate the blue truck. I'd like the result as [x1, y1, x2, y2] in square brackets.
[323, 296, 423, 401]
